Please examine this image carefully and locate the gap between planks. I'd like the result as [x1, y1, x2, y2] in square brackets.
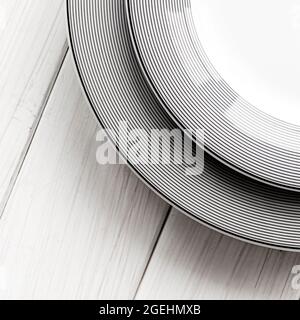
[0, 53, 170, 299]
[0, 45, 69, 218]
[0, 0, 68, 218]
[135, 209, 300, 300]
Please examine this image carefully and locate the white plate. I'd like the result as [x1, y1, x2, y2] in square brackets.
[67, 0, 300, 250]
[127, 0, 300, 191]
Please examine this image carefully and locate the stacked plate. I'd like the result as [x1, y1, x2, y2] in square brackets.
[67, 0, 300, 251]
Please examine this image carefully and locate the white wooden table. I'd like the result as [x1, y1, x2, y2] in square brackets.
[0, 0, 299, 300]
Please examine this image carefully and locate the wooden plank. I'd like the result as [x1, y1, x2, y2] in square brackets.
[0, 54, 170, 299]
[136, 209, 300, 300]
[0, 0, 67, 214]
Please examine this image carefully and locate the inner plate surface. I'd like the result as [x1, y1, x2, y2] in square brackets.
[67, 0, 300, 250]
[191, 0, 300, 126]
[127, 0, 300, 191]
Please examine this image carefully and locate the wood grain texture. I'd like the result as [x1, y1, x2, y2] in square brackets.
[136, 209, 300, 300]
[0, 54, 170, 299]
[1, 1, 299, 300]
[0, 0, 67, 214]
